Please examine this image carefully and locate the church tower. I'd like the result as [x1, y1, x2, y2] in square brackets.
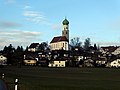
[62, 18, 69, 42]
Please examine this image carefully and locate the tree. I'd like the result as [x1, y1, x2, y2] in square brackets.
[16, 46, 24, 52]
[7, 44, 15, 53]
[70, 37, 82, 49]
[93, 44, 97, 50]
[25, 46, 28, 51]
[3, 46, 8, 54]
[15, 46, 24, 66]
[83, 38, 91, 51]
[4, 44, 15, 64]
[20, 46, 24, 52]
[16, 46, 21, 52]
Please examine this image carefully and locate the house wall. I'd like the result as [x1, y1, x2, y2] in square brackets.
[48, 61, 65, 67]
[28, 48, 36, 52]
[112, 47, 120, 55]
[0, 55, 7, 65]
[96, 61, 106, 64]
[110, 59, 120, 68]
[100, 48, 106, 54]
[24, 60, 37, 65]
[50, 41, 68, 50]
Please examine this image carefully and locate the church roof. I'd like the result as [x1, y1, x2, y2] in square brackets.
[50, 36, 68, 43]
[62, 18, 69, 25]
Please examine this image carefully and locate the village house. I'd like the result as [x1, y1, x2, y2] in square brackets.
[112, 47, 120, 55]
[0, 55, 7, 65]
[24, 59, 37, 66]
[23, 52, 38, 65]
[37, 52, 48, 66]
[100, 46, 118, 54]
[83, 58, 94, 67]
[48, 59, 66, 67]
[109, 59, 120, 68]
[95, 57, 107, 67]
[28, 43, 40, 52]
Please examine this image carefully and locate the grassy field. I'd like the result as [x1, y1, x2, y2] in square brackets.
[0, 66, 120, 90]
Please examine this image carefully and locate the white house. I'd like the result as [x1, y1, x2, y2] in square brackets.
[112, 47, 120, 55]
[0, 55, 7, 65]
[48, 60, 66, 67]
[110, 59, 120, 68]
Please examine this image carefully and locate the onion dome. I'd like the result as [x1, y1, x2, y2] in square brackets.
[62, 18, 69, 25]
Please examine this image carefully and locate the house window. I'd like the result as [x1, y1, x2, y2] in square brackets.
[55, 65, 58, 67]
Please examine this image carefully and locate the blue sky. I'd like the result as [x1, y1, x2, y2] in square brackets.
[0, 0, 120, 50]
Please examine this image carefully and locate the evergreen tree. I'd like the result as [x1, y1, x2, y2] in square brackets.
[3, 46, 8, 54]
[16, 46, 21, 52]
[20, 46, 24, 52]
[25, 46, 28, 51]
[93, 44, 97, 50]
[6, 44, 15, 64]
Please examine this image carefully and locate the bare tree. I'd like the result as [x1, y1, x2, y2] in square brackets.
[83, 38, 91, 51]
[70, 37, 82, 47]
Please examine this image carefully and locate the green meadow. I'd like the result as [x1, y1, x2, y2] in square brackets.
[0, 66, 120, 90]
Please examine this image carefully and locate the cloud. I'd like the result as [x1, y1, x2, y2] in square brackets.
[0, 21, 22, 28]
[0, 29, 42, 50]
[23, 5, 52, 25]
[23, 10, 47, 24]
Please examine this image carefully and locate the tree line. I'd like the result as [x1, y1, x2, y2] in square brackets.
[70, 37, 99, 52]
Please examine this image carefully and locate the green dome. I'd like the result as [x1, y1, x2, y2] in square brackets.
[62, 18, 69, 25]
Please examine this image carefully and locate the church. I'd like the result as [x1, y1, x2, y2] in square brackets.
[50, 18, 69, 51]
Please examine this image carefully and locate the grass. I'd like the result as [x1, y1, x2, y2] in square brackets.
[0, 66, 120, 90]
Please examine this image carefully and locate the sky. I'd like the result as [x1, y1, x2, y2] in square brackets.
[1, 0, 120, 50]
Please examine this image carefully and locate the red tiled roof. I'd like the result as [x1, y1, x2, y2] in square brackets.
[50, 36, 68, 43]
[29, 43, 39, 48]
